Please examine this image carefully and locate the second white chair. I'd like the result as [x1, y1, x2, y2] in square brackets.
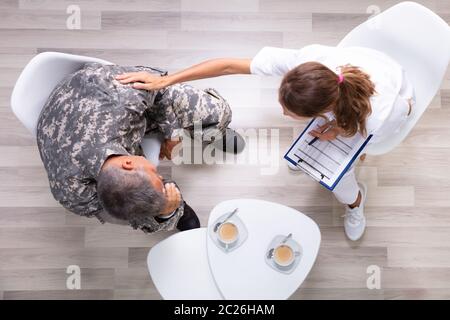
[338, 1, 450, 155]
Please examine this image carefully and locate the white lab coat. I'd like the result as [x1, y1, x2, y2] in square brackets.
[250, 45, 415, 204]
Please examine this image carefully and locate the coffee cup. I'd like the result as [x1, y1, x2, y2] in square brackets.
[217, 222, 239, 246]
[272, 244, 295, 267]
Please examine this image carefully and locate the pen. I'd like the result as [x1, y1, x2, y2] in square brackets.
[308, 125, 333, 146]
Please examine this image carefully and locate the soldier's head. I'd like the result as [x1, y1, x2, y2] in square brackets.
[97, 155, 166, 222]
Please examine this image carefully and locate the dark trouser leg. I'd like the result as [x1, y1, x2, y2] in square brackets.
[175, 201, 200, 231]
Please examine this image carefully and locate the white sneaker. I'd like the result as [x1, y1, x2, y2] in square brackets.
[342, 182, 367, 241]
[287, 161, 302, 171]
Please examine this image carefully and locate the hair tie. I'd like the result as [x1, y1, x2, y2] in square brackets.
[338, 74, 345, 84]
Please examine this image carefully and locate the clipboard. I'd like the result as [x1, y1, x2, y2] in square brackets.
[284, 118, 372, 191]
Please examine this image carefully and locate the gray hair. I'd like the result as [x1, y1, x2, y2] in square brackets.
[97, 166, 166, 223]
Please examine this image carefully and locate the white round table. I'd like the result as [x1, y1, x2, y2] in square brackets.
[206, 199, 321, 300]
[147, 228, 223, 300]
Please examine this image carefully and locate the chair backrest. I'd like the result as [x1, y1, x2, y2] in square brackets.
[338, 1, 450, 155]
[10, 52, 112, 136]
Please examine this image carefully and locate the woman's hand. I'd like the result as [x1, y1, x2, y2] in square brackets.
[309, 120, 342, 141]
[116, 72, 171, 90]
[160, 183, 181, 216]
[159, 138, 181, 160]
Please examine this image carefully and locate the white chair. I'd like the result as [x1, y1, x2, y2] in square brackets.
[10, 51, 163, 164]
[338, 1, 450, 155]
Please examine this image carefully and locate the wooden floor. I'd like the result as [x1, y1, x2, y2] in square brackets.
[0, 0, 450, 300]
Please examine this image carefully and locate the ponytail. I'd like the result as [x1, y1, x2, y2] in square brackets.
[334, 65, 375, 137]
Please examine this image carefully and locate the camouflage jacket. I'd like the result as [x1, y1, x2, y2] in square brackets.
[36, 62, 231, 232]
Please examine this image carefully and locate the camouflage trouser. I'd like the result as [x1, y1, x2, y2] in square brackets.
[132, 65, 233, 143]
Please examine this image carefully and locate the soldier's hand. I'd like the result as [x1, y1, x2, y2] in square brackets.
[159, 139, 181, 160]
[160, 183, 181, 216]
[116, 72, 170, 90]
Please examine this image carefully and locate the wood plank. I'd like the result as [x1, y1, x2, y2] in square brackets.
[378, 166, 450, 187]
[291, 288, 384, 300]
[383, 267, 450, 289]
[167, 31, 283, 50]
[0, 247, 129, 269]
[85, 224, 175, 248]
[0, 207, 66, 227]
[3, 289, 113, 300]
[114, 267, 154, 290]
[0, 146, 45, 167]
[357, 207, 450, 227]
[0, 67, 22, 87]
[437, 0, 450, 13]
[364, 147, 450, 167]
[0, 227, 84, 248]
[0, 30, 167, 50]
[0, 87, 13, 107]
[383, 289, 450, 299]
[0, 268, 114, 290]
[0, 9, 101, 30]
[260, 0, 437, 13]
[388, 247, 450, 268]
[312, 13, 369, 33]
[128, 247, 151, 268]
[320, 227, 450, 247]
[0, 167, 49, 187]
[113, 288, 162, 300]
[295, 288, 450, 300]
[0, 186, 59, 207]
[401, 128, 450, 148]
[441, 89, 450, 108]
[315, 247, 387, 267]
[65, 212, 104, 226]
[181, 0, 258, 12]
[0, 111, 35, 145]
[0, 0, 18, 9]
[0, 52, 35, 68]
[302, 265, 368, 288]
[19, 0, 181, 11]
[415, 187, 450, 207]
[181, 12, 312, 32]
[102, 11, 180, 31]
[283, 31, 345, 47]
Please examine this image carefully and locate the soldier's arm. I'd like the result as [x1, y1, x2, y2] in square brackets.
[139, 205, 184, 233]
[116, 58, 251, 91]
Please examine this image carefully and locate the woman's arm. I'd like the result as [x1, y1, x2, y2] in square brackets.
[116, 58, 251, 90]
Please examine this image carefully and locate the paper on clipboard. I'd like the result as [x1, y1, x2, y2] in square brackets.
[284, 117, 372, 190]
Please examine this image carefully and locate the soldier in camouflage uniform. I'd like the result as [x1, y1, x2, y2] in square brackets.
[36, 62, 244, 233]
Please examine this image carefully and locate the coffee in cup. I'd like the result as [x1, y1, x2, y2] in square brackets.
[273, 244, 295, 267]
[218, 222, 239, 245]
